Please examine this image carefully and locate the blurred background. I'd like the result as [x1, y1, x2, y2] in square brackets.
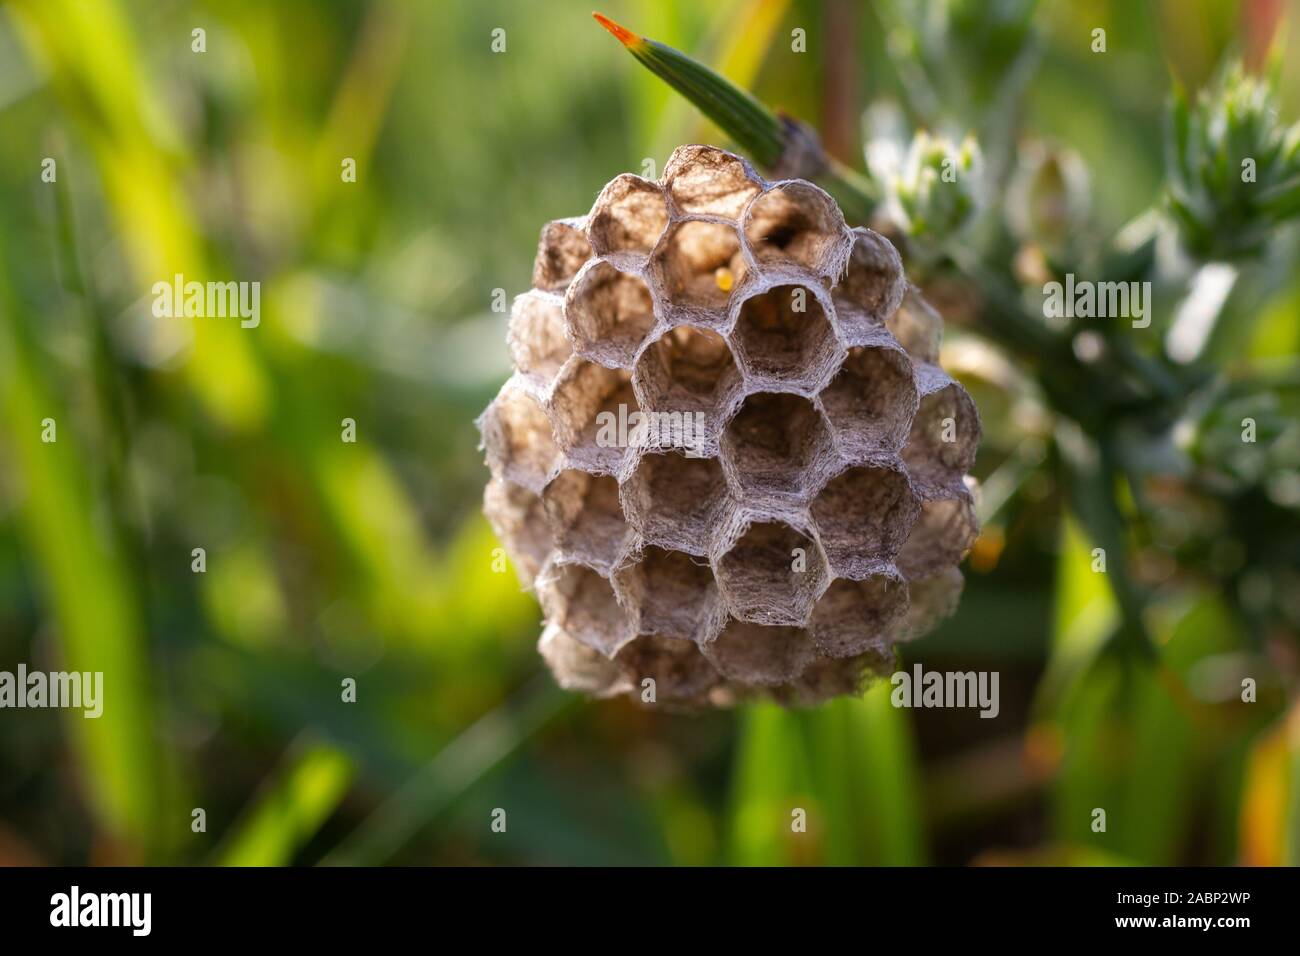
[0, 0, 1297, 866]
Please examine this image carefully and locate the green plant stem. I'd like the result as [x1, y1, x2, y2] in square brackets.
[1056, 432, 1156, 660]
[821, 156, 878, 221]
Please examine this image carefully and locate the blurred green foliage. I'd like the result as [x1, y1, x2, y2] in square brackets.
[0, 0, 1296, 866]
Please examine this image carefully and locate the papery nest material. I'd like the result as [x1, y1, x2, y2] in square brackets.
[479, 146, 981, 707]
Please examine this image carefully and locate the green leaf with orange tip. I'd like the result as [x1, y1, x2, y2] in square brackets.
[593, 11, 876, 221]
[595, 12, 785, 168]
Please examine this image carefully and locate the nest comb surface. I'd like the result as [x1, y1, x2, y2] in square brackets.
[478, 145, 980, 708]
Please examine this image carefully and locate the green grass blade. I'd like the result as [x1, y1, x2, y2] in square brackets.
[727, 685, 924, 866]
[726, 702, 810, 865]
[841, 684, 926, 865]
[321, 676, 573, 866]
[0, 241, 168, 860]
[216, 740, 354, 867]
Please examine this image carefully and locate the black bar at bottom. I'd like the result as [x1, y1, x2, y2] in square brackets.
[0, 865, 1283, 941]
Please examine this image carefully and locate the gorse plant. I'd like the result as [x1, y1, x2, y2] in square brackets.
[873, 130, 984, 244]
[1168, 65, 1300, 261]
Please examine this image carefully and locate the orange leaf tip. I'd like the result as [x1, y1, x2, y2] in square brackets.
[593, 12, 641, 48]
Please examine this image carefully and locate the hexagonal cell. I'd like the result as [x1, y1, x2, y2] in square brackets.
[742, 181, 850, 279]
[538, 621, 632, 697]
[633, 326, 741, 454]
[483, 475, 553, 586]
[549, 360, 640, 475]
[565, 260, 657, 368]
[615, 633, 722, 702]
[586, 174, 670, 260]
[537, 559, 635, 658]
[886, 286, 943, 363]
[701, 618, 816, 686]
[720, 392, 835, 500]
[532, 217, 593, 292]
[834, 227, 906, 322]
[897, 480, 979, 579]
[902, 364, 981, 486]
[663, 145, 763, 219]
[620, 451, 727, 557]
[809, 564, 909, 658]
[714, 518, 829, 627]
[477, 379, 562, 494]
[650, 219, 748, 317]
[507, 290, 570, 388]
[889, 566, 964, 643]
[731, 283, 841, 389]
[614, 546, 725, 643]
[541, 469, 635, 575]
[818, 341, 918, 457]
[810, 462, 920, 576]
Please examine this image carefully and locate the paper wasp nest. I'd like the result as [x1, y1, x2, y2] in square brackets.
[478, 146, 980, 707]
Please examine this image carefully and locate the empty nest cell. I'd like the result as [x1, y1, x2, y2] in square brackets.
[614, 633, 721, 703]
[896, 481, 979, 579]
[720, 392, 835, 500]
[532, 218, 593, 292]
[701, 618, 816, 686]
[663, 145, 763, 219]
[633, 325, 742, 453]
[731, 283, 841, 390]
[889, 566, 964, 643]
[478, 381, 562, 494]
[614, 546, 723, 643]
[903, 365, 981, 486]
[508, 290, 571, 387]
[650, 218, 748, 316]
[810, 462, 920, 576]
[886, 286, 944, 363]
[809, 566, 909, 659]
[537, 559, 635, 658]
[621, 451, 727, 557]
[565, 260, 657, 368]
[483, 476, 554, 586]
[538, 622, 630, 697]
[541, 469, 634, 575]
[835, 227, 907, 322]
[549, 360, 640, 475]
[586, 174, 670, 259]
[714, 518, 828, 627]
[743, 181, 849, 279]
[818, 342, 917, 457]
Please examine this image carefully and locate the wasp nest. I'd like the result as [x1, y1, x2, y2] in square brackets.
[478, 145, 980, 707]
